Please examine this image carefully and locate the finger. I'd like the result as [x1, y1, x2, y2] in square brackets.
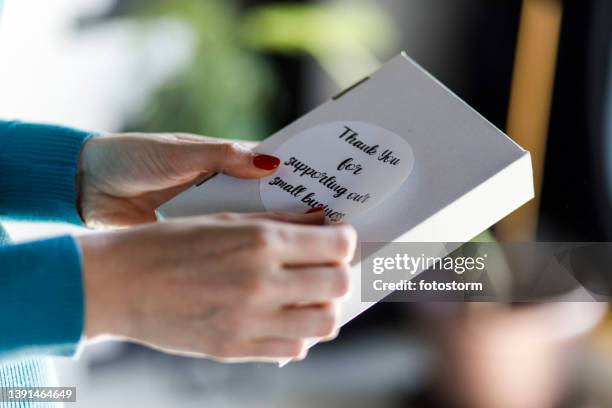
[173, 139, 280, 179]
[215, 338, 306, 362]
[248, 338, 307, 359]
[172, 133, 258, 150]
[274, 223, 358, 264]
[253, 304, 340, 340]
[209, 211, 326, 226]
[278, 264, 351, 304]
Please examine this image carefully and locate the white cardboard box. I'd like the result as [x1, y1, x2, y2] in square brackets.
[158, 52, 534, 362]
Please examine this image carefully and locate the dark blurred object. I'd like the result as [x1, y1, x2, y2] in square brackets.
[452, 1, 522, 132]
[539, 0, 612, 241]
[401, 1, 611, 407]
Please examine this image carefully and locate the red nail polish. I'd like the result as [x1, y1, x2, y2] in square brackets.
[305, 207, 324, 214]
[253, 154, 280, 170]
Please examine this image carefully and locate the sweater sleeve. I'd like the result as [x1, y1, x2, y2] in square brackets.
[0, 236, 85, 359]
[0, 121, 94, 359]
[0, 120, 94, 224]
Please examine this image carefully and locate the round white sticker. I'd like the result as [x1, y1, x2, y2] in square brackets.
[259, 121, 414, 222]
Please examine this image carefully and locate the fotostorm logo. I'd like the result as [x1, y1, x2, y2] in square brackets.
[372, 253, 488, 275]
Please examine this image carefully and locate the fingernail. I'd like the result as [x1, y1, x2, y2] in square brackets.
[305, 207, 324, 214]
[253, 154, 280, 170]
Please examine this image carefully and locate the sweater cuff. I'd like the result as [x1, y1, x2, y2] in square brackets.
[0, 236, 85, 359]
[0, 121, 94, 225]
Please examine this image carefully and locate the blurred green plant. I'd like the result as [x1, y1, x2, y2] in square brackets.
[119, 0, 277, 140]
[113, 0, 395, 140]
[240, 3, 394, 88]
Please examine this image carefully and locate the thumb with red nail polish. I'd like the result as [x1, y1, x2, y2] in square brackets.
[253, 154, 281, 171]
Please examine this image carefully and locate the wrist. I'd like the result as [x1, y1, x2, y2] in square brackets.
[76, 137, 96, 224]
[77, 233, 129, 340]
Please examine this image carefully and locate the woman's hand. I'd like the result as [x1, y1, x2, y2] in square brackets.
[78, 133, 280, 228]
[78, 211, 356, 362]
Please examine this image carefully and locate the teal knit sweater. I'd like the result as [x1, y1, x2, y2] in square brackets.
[0, 120, 93, 407]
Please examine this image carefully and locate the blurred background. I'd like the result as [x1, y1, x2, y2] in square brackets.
[1, 0, 611, 407]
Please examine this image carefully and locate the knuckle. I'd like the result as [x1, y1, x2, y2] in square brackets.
[246, 223, 267, 247]
[218, 141, 240, 158]
[246, 222, 277, 252]
[275, 225, 294, 246]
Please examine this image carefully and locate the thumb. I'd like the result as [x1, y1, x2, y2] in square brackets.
[173, 139, 281, 179]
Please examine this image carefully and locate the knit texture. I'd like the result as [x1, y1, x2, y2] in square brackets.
[0, 236, 85, 358]
[0, 120, 93, 407]
[0, 121, 91, 224]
